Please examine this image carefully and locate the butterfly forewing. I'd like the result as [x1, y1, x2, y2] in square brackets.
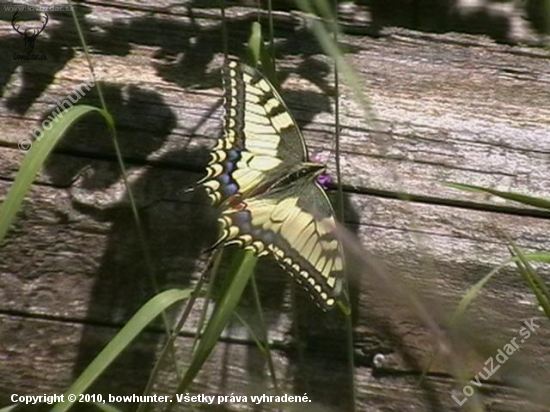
[201, 61, 307, 205]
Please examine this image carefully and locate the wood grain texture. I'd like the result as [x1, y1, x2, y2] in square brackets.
[1, 1, 550, 411]
[1, 315, 547, 412]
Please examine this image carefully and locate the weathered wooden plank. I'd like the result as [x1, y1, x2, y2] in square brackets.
[0, 3, 549, 209]
[2, 314, 548, 412]
[1, 157, 549, 382]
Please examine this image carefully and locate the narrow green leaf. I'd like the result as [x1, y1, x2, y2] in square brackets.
[172, 250, 257, 396]
[52, 288, 192, 412]
[449, 262, 509, 326]
[445, 182, 550, 210]
[246, 22, 277, 87]
[0, 105, 114, 243]
[247, 22, 263, 68]
[448, 251, 550, 327]
[420, 256, 515, 386]
[518, 252, 550, 263]
[509, 242, 550, 320]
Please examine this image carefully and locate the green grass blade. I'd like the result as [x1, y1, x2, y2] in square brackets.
[0, 105, 114, 243]
[449, 261, 510, 326]
[421, 250, 550, 384]
[0, 406, 18, 412]
[247, 21, 263, 68]
[517, 252, 550, 263]
[171, 250, 257, 397]
[449, 251, 550, 326]
[246, 22, 277, 86]
[445, 182, 550, 210]
[247, 276, 280, 391]
[52, 288, 192, 412]
[419, 256, 515, 385]
[192, 248, 224, 355]
[509, 242, 550, 320]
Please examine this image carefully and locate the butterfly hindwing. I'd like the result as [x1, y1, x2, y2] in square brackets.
[217, 176, 344, 309]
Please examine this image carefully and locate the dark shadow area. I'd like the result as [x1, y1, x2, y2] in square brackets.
[525, 0, 550, 35]
[35, 80, 218, 401]
[0, 4, 130, 114]
[66, 149, 218, 403]
[42, 83, 179, 173]
[0, 1, 334, 117]
[352, 0, 550, 43]
[360, 0, 516, 42]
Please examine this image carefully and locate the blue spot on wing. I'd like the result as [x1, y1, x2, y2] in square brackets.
[223, 182, 238, 197]
[227, 150, 240, 161]
[263, 230, 275, 244]
[234, 211, 251, 232]
[224, 161, 235, 173]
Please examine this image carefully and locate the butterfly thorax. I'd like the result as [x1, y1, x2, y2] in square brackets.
[254, 162, 325, 195]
